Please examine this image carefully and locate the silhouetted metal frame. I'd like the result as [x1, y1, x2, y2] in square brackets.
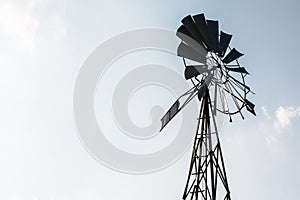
[182, 90, 231, 200]
[160, 13, 256, 200]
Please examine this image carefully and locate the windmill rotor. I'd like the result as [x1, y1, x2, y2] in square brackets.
[160, 13, 255, 131]
[178, 13, 255, 117]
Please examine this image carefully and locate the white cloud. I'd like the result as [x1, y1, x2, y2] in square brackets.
[274, 106, 300, 129]
[260, 106, 300, 131]
[0, 0, 40, 53]
[258, 106, 300, 147]
[0, 0, 66, 54]
[262, 105, 271, 120]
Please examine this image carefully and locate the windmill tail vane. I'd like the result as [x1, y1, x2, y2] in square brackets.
[159, 13, 255, 200]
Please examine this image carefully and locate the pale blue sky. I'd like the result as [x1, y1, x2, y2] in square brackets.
[0, 0, 300, 199]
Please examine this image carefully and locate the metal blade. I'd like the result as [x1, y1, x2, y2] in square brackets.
[244, 99, 256, 116]
[222, 48, 244, 64]
[193, 14, 212, 51]
[207, 20, 219, 52]
[181, 15, 205, 47]
[225, 66, 249, 74]
[178, 42, 207, 64]
[177, 25, 208, 57]
[184, 65, 209, 79]
[177, 25, 195, 40]
[218, 31, 232, 57]
[160, 100, 180, 131]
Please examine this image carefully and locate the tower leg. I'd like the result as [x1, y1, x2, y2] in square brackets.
[182, 91, 231, 200]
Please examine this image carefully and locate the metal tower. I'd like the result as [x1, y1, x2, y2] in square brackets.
[182, 87, 230, 200]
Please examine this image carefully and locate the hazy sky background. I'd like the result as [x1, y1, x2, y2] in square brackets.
[0, 0, 300, 199]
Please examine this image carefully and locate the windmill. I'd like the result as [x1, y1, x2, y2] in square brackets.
[160, 13, 255, 200]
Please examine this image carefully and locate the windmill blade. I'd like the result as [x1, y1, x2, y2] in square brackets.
[184, 65, 209, 80]
[206, 20, 219, 52]
[181, 15, 205, 47]
[218, 31, 232, 57]
[177, 25, 195, 41]
[160, 100, 180, 131]
[177, 25, 208, 57]
[222, 48, 244, 64]
[225, 66, 249, 74]
[193, 14, 212, 51]
[178, 42, 207, 64]
[244, 99, 256, 116]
